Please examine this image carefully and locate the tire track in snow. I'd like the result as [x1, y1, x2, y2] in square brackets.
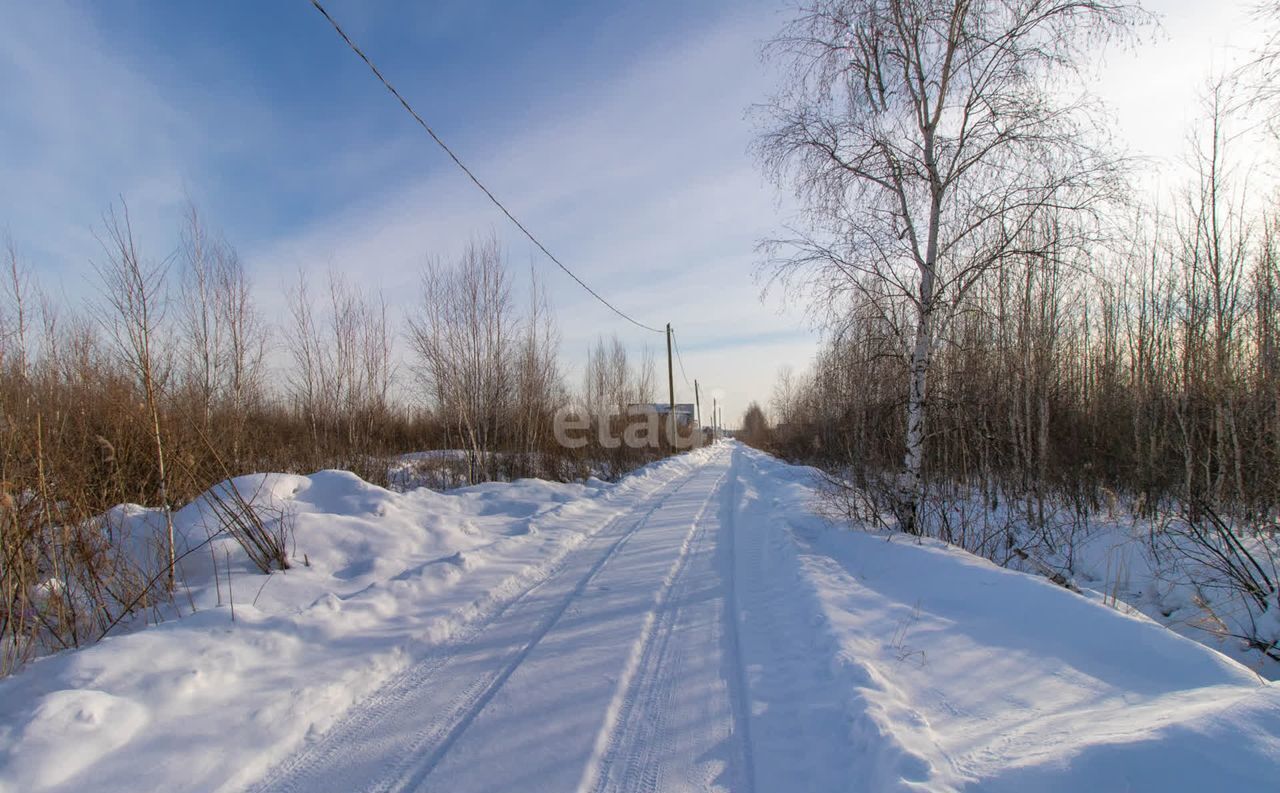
[577, 467, 730, 793]
[248, 463, 707, 793]
[718, 446, 759, 793]
[380, 469, 708, 793]
[728, 448, 861, 792]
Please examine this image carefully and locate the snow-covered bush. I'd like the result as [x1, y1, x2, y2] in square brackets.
[199, 479, 294, 574]
[1159, 506, 1280, 661]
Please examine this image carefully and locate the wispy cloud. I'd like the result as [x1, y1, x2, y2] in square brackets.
[0, 1, 199, 279]
[0, 0, 818, 421]
[246, 2, 814, 419]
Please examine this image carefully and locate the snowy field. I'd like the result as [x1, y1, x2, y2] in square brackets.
[1, 442, 1278, 791]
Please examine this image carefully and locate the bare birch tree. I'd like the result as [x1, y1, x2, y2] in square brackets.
[91, 200, 177, 590]
[1242, 1, 1280, 137]
[285, 268, 324, 446]
[3, 237, 33, 379]
[515, 268, 562, 474]
[756, 0, 1143, 531]
[408, 237, 516, 482]
[216, 244, 266, 460]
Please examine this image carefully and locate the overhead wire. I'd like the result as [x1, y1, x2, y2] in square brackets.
[671, 326, 692, 391]
[306, 0, 664, 335]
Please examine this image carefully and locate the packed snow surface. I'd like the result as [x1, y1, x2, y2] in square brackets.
[1, 442, 1277, 792]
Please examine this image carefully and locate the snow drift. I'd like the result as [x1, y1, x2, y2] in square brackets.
[730, 446, 1280, 791]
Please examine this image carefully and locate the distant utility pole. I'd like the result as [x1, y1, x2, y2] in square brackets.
[694, 380, 701, 429]
[712, 397, 718, 439]
[666, 323, 676, 444]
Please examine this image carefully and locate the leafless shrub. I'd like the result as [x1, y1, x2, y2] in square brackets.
[408, 237, 518, 484]
[201, 479, 292, 575]
[0, 465, 154, 675]
[91, 199, 177, 591]
[815, 466, 895, 530]
[1158, 503, 1280, 659]
[389, 455, 473, 492]
[740, 402, 771, 451]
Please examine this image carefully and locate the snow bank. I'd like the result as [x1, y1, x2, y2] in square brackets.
[0, 449, 715, 793]
[1042, 508, 1280, 677]
[732, 444, 1280, 791]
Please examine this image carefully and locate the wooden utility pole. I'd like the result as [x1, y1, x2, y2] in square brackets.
[712, 397, 718, 439]
[666, 323, 676, 445]
[694, 380, 701, 428]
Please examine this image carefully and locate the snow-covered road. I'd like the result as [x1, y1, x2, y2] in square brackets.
[251, 444, 777, 793]
[5, 442, 1280, 793]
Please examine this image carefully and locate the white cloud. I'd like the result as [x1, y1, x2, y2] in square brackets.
[0, 1, 199, 280]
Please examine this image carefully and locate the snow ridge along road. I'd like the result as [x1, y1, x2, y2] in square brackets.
[251, 444, 754, 793]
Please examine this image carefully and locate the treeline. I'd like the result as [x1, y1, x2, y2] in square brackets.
[404, 235, 675, 483]
[770, 204, 1280, 515]
[768, 90, 1279, 520]
[0, 204, 666, 672]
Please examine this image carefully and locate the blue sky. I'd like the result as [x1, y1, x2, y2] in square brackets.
[0, 0, 1270, 424]
[53, 0, 742, 241]
[1, 0, 819, 423]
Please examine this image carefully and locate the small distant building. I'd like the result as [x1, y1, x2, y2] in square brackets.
[627, 403, 698, 427]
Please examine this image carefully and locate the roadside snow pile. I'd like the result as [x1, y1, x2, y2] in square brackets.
[1037, 508, 1280, 677]
[386, 449, 472, 491]
[0, 449, 715, 793]
[831, 478, 1280, 677]
[734, 445, 1280, 792]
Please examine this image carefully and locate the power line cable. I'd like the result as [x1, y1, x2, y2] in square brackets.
[306, 0, 664, 335]
[671, 326, 692, 390]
